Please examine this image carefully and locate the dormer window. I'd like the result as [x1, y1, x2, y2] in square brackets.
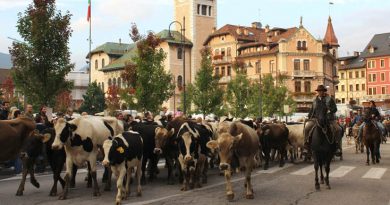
[369, 46, 375, 53]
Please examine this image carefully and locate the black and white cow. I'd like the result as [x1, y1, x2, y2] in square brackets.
[51, 116, 121, 200]
[176, 121, 212, 191]
[102, 131, 143, 205]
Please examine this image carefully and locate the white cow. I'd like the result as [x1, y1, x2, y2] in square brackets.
[52, 116, 122, 200]
[286, 124, 305, 162]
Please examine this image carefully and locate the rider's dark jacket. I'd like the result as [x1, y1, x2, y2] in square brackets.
[308, 95, 337, 122]
[363, 106, 380, 123]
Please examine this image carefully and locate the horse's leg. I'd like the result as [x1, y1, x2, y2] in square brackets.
[320, 162, 324, 184]
[313, 153, 320, 190]
[371, 145, 376, 165]
[366, 145, 370, 165]
[325, 156, 331, 189]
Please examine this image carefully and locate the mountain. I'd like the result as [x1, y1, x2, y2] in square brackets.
[0, 52, 12, 69]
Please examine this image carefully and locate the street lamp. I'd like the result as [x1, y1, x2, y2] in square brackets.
[256, 61, 262, 119]
[168, 17, 186, 116]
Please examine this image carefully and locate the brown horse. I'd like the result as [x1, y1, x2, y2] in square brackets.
[352, 121, 364, 154]
[362, 120, 381, 165]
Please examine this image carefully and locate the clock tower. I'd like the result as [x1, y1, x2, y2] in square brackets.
[174, 0, 217, 83]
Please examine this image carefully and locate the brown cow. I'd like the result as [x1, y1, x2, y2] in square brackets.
[206, 122, 259, 201]
[0, 117, 50, 196]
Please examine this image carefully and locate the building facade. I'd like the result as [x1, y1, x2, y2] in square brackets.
[204, 17, 339, 112]
[336, 53, 366, 105]
[362, 33, 390, 107]
[66, 70, 89, 109]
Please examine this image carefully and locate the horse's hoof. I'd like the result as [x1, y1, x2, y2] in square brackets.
[227, 193, 234, 201]
[246, 194, 254, 199]
[32, 181, 40, 188]
[15, 190, 23, 196]
[326, 185, 331, 190]
[58, 194, 67, 200]
[315, 184, 320, 191]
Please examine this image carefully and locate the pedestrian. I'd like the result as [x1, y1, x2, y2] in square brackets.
[65, 107, 74, 121]
[24, 104, 34, 120]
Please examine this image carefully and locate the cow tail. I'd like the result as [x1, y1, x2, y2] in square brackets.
[104, 121, 115, 136]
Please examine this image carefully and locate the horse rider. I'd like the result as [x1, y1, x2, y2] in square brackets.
[351, 110, 362, 128]
[358, 100, 387, 143]
[304, 85, 342, 156]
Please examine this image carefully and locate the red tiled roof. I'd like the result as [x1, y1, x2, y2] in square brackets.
[238, 27, 298, 50]
[323, 16, 339, 47]
[204, 24, 264, 45]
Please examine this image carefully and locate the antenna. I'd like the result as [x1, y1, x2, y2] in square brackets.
[329, 1, 334, 16]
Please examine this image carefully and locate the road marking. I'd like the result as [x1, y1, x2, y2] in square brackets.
[290, 165, 314, 176]
[0, 168, 95, 182]
[329, 166, 355, 178]
[257, 163, 293, 174]
[362, 168, 387, 179]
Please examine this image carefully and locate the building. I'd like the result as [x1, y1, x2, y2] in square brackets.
[336, 52, 366, 105]
[89, 0, 216, 112]
[66, 70, 89, 109]
[204, 17, 339, 112]
[361, 32, 390, 107]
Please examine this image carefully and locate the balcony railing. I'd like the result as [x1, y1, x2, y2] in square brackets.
[297, 46, 307, 51]
[219, 76, 232, 84]
[292, 70, 316, 78]
[212, 56, 232, 65]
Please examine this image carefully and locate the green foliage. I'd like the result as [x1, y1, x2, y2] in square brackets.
[261, 74, 296, 117]
[190, 48, 223, 118]
[9, 0, 74, 107]
[122, 25, 174, 113]
[79, 82, 105, 115]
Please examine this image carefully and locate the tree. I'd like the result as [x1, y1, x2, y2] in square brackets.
[121, 25, 174, 113]
[190, 48, 223, 119]
[79, 82, 105, 115]
[55, 90, 72, 113]
[106, 85, 120, 115]
[226, 61, 253, 118]
[1, 76, 17, 105]
[9, 0, 74, 107]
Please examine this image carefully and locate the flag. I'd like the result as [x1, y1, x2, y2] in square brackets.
[329, 1, 334, 4]
[87, 0, 91, 21]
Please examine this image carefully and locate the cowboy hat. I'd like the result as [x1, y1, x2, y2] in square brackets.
[315, 85, 327, 92]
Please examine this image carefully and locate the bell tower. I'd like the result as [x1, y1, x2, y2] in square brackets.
[174, 0, 217, 83]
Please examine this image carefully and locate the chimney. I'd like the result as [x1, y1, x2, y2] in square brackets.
[251, 22, 262, 29]
[265, 24, 270, 33]
[236, 27, 242, 35]
[353, 51, 360, 56]
[119, 38, 122, 45]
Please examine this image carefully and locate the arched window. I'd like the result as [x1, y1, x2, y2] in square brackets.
[118, 78, 121, 89]
[302, 41, 307, 48]
[177, 75, 183, 90]
[177, 47, 183, 59]
[108, 78, 112, 87]
[297, 41, 302, 49]
[98, 82, 101, 89]
[95, 59, 98, 69]
[102, 59, 105, 67]
[113, 78, 117, 86]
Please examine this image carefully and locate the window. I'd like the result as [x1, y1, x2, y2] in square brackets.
[382, 86, 386, 94]
[361, 71, 365, 78]
[118, 78, 121, 89]
[113, 78, 117, 86]
[108, 78, 112, 86]
[297, 41, 301, 49]
[177, 75, 183, 89]
[381, 73, 385, 81]
[349, 85, 353, 92]
[227, 66, 231, 76]
[294, 59, 300, 71]
[303, 60, 310, 70]
[349, 72, 353, 79]
[355, 71, 359, 78]
[368, 60, 376, 68]
[215, 67, 219, 76]
[372, 74, 377, 82]
[221, 48, 226, 56]
[214, 49, 220, 55]
[342, 98, 345, 104]
[373, 87, 377, 95]
[302, 41, 307, 48]
[177, 47, 183, 59]
[335, 85, 339, 92]
[102, 59, 105, 67]
[95, 59, 98, 69]
[255, 61, 261, 73]
[269, 60, 275, 73]
[381, 59, 385, 68]
[295, 81, 301, 92]
[341, 85, 345, 92]
[197, 4, 200, 14]
[340, 72, 344, 79]
[304, 81, 311, 92]
[227, 47, 231, 56]
[362, 84, 366, 91]
[201, 5, 207, 15]
[221, 67, 226, 76]
[356, 84, 360, 91]
[208, 6, 212, 16]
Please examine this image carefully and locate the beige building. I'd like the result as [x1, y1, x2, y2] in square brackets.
[336, 52, 366, 105]
[204, 17, 339, 112]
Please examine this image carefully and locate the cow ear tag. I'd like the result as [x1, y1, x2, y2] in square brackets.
[117, 147, 125, 154]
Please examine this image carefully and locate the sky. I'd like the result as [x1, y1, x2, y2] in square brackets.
[0, 0, 389, 70]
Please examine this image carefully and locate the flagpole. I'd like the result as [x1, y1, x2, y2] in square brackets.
[88, 0, 92, 84]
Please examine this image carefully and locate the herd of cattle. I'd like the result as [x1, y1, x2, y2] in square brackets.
[1, 115, 311, 204]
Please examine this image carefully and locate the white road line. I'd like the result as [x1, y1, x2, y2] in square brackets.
[257, 163, 293, 174]
[290, 165, 314, 176]
[329, 166, 355, 178]
[362, 168, 387, 179]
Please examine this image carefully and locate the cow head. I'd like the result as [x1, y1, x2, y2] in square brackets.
[52, 118, 77, 150]
[257, 124, 271, 138]
[102, 135, 127, 166]
[206, 132, 242, 171]
[177, 122, 200, 166]
[20, 129, 51, 159]
[154, 127, 174, 155]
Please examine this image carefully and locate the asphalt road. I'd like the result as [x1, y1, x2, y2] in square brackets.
[0, 138, 389, 205]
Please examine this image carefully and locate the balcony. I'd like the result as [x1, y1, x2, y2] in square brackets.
[219, 76, 232, 84]
[292, 70, 316, 78]
[212, 55, 233, 65]
[293, 95, 315, 102]
[297, 46, 307, 51]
